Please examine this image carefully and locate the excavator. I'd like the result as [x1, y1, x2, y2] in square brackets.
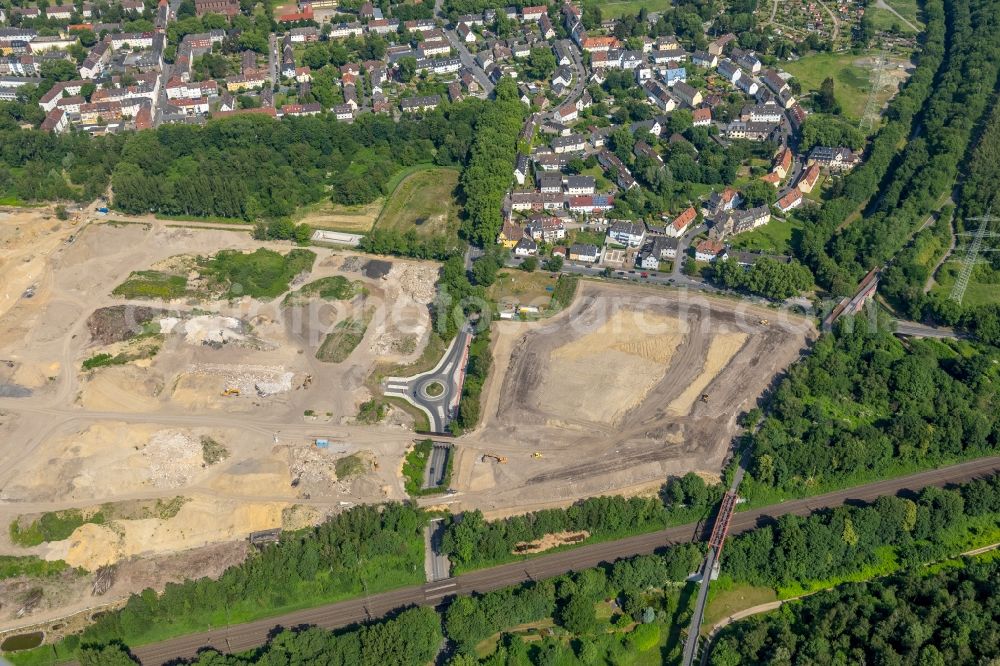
[759, 319, 769, 325]
[532, 452, 543, 459]
[221, 387, 240, 396]
[482, 453, 508, 464]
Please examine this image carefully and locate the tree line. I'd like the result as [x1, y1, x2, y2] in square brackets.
[795, 0, 947, 295]
[459, 78, 526, 246]
[52, 503, 427, 657]
[442, 473, 723, 572]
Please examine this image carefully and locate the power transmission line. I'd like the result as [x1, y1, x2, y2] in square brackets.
[950, 210, 1000, 303]
[860, 51, 888, 133]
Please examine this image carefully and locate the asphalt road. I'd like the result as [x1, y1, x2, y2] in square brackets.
[422, 442, 451, 489]
[893, 319, 966, 339]
[130, 455, 1000, 665]
[382, 326, 473, 433]
[424, 518, 452, 583]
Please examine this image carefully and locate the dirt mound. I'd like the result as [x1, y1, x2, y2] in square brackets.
[87, 306, 168, 345]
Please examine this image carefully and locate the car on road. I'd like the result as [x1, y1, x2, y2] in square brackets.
[640, 272, 649, 278]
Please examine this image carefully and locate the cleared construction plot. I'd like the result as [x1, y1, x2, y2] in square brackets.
[0, 214, 442, 630]
[453, 281, 816, 515]
[373, 167, 460, 237]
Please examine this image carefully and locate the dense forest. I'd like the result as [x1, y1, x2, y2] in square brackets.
[0, 95, 485, 219]
[710, 558, 1000, 665]
[742, 313, 1000, 497]
[725, 472, 1000, 590]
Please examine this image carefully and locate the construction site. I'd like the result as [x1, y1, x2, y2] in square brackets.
[0, 207, 815, 640]
[0, 206, 440, 631]
[450, 282, 816, 517]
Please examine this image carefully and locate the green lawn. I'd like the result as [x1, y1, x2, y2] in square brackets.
[373, 166, 460, 237]
[702, 578, 778, 635]
[930, 260, 1000, 307]
[784, 52, 875, 120]
[594, 0, 672, 18]
[728, 217, 804, 256]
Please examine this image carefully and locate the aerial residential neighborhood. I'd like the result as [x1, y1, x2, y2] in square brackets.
[1, 0, 1000, 663]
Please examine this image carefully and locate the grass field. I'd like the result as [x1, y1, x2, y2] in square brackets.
[316, 308, 373, 363]
[489, 270, 560, 309]
[295, 198, 384, 233]
[784, 52, 874, 120]
[199, 248, 316, 299]
[930, 261, 1000, 307]
[283, 275, 366, 305]
[374, 167, 460, 237]
[869, 0, 922, 32]
[728, 217, 804, 256]
[594, 0, 671, 18]
[112, 270, 188, 300]
[702, 578, 778, 635]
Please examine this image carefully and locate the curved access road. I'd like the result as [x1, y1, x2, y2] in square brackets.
[131, 456, 1000, 665]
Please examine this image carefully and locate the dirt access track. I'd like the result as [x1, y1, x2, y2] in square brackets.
[451, 281, 816, 516]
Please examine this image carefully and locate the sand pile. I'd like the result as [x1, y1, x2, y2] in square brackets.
[183, 315, 245, 345]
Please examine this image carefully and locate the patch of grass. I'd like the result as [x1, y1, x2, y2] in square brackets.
[334, 454, 366, 479]
[594, 0, 672, 18]
[784, 52, 875, 120]
[374, 166, 460, 237]
[489, 270, 560, 310]
[568, 229, 607, 248]
[112, 270, 188, 300]
[200, 436, 229, 465]
[199, 248, 316, 299]
[356, 398, 387, 423]
[10, 510, 105, 547]
[425, 382, 444, 397]
[702, 577, 779, 634]
[294, 198, 383, 233]
[0, 556, 76, 580]
[316, 308, 373, 363]
[284, 275, 366, 305]
[550, 274, 579, 311]
[931, 261, 1000, 307]
[382, 395, 431, 432]
[81, 352, 126, 371]
[728, 217, 804, 256]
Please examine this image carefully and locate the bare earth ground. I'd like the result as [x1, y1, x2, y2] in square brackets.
[0, 208, 440, 632]
[0, 208, 814, 639]
[449, 282, 816, 517]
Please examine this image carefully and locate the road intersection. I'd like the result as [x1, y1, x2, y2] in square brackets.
[382, 325, 473, 434]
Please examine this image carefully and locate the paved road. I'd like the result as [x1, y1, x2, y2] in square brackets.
[893, 319, 966, 339]
[382, 326, 473, 433]
[130, 456, 1000, 665]
[424, 518, 452, 582]
[434, 0, 494, 95]
[422, 442, 451, 489]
